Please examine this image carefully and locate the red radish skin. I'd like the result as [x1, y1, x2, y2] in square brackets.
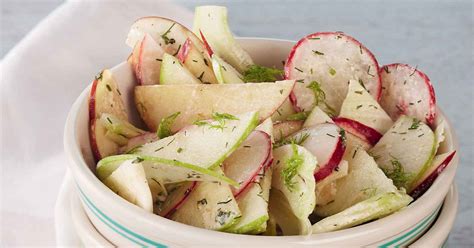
[285, 32, 382, 113]
[224, 131, 272, 197]
[177, 38, 191, 63]
[89, 77, 101, 161]
[410, 151, 456, 199]
[314, 137, 345, 181]
[199, 30, 214, 56]
[333, 117, 382, 146]
[379, 63, 436, 126]
[162, 182, 198, 218]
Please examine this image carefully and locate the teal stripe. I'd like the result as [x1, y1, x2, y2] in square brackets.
[79, 192, 146, 246]
[78, 187, 167, 248]
[379, 205, 441, 247]
[391, 205, 440, 247]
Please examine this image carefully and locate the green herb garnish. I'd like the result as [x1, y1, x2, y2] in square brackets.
[306, 81, 326, 106]
[157, 112, 181, 138]
[242, 64, 283, 82]
[193, 112, 239, 131]
[382, 157, 413, 188]
[408, 118, 421, 130]
[312, 50, 324, 55]
[286, 111, 309, 121]
[281, 144, 304, 192]
[275, 133, 310, 148]
[161, 23, 176, 45]
[329, 67, 336, 76]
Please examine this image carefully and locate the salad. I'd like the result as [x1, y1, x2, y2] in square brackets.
[88, 5, 456, 236]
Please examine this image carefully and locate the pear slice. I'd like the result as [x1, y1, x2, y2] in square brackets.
[193, 6, 254, 72]
[268, 188, 312, 235]
[312, 191, 412, 234]
[211, 54, 244, 84]
[159, 53, 201, 85]
[103, 160, 153, 212]
[135, 80, 294, 132]
[339, 80, 393, 134]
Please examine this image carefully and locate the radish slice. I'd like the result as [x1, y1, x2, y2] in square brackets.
[223, 131, 272, 197]
[379, 63, 436, 125]
[199, 30, 214, 56]
[333, 117, 382, 146]
[134, 34, 165, 85]
[285, 32, 381, 113]
[155, 181, 197, 218]
[273, 120, 304, 142]
[410, 151, 456, 199]
[287, 123, 346, 181]
[177, 38, 217, 84]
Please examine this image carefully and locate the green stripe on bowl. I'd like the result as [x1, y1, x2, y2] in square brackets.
[379, 205, 441, 247]
[77, 186, 167, 248]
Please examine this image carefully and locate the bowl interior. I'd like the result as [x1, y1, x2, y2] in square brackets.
[68, 38, 459, 245]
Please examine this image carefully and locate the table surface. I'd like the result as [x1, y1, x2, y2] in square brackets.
[2, 0, 473, 247]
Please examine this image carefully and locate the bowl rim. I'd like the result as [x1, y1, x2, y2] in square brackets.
[64, 37, 460, 244]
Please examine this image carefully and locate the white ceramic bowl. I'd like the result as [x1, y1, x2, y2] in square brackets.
[64, 38, 460, 247]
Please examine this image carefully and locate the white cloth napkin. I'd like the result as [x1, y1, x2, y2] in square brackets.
[0, 0, 192, 245]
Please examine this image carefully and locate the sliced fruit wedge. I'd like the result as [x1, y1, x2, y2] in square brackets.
[315, 148, 397, 217]
[303, 106, 334, 128]
[132, 34, 165, 85]
[268, 188, 312, 235]
[223, 131, 272, 196]
[316, 160, 349, 206]
[285, 32, 381, 113]
[96, 154, 238, 186]
[272, 144, 317, 220]
[89, 69, 128, 161]
[285, 123, 346, 181]
[339, 80, 393, 134]
[341, 132, 372, 159]
[271, 99, 296, 122]
[135, 112, 258, 170]
[135, 80, 294, 132]
[333, 117, 382, 146]
[226, 167, 272, 234]
[177, 38, 217, 84]
[193, 6, 254, 72]
[99, 113, 146, 138]
[126, 17, 205, 57]
[212, 54, 245, 83]
[120, 132, 158, 154]
[312, 191, 413, 234]
[409, 151, 456, 199]
[369, 116, 436, 191]
[159, 53, 201, 85]
[154, 181, 197, 218]
[103, 160, 153, 212]
[379, 63, 436, 125]
[171, 179, 241, 231]
[273, 120, 304, 142]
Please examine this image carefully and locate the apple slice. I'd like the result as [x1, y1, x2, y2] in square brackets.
[285, 32, 381, 113]
[89, 70, 128, 161]
[268, 188, 312, 235]
[211, 54, 245, 83]
[273, 120, 304, 142]
[103, 160, 153, 212]
[159, 53, 201, 85]
[96, 154, 238, 186]
[99, 113, 146, 138]
[271, 98, 296, 122]
[131, 34, 165, 85]
[285, 123, 346, 181]
[171, 179, 241, 231]
[226, 167, 272, 234]
[315, 148, 398, 217]
[316, 160, 349, 206]
[135, 112, 258, 170]
[379, 63, 436, 125]
[369, 116, 436, 191]
[312, 191, 413, 234]
[333, 117, 382, 146]
[177, 38, 217, 84]
[126, 17, 205, 57]
[223, 131, 272, 196]
[193, 6, 254, 72]
[272, 144, 317, 221]
[410, 151, 456, 199]
[154, 181, 197, 218]
[135, 80, 295, 132]
[340, 80, 393, 134]
[303, 106, 334, 128]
